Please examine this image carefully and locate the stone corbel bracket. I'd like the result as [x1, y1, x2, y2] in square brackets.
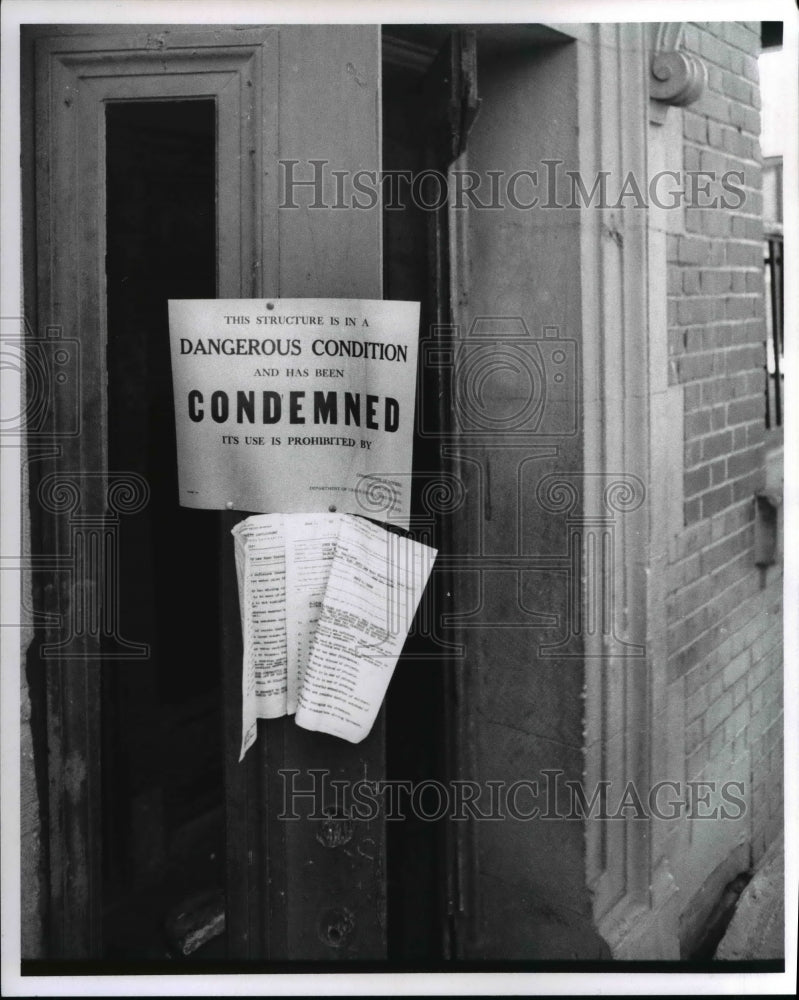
[650, 23, 707, 121]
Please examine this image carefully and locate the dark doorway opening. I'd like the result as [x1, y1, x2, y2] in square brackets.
[103, 100, 223, 958]
[382, 30, 455, 963]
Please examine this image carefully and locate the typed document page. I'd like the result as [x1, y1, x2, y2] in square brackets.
[284, 512, 340, 714]
[295, 515, 437, 743]
[232, 514, 288, 760]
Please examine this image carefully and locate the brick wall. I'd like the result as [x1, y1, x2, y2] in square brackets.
[666, 21, 783, 867]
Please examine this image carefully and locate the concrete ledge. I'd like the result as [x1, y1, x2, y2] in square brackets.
[715, 834, 784, 960]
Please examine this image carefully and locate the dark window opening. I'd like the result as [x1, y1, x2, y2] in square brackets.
[761, 22, 783, 51]
[103, 99, 224, 958]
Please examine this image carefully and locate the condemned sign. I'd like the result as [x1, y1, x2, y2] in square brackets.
[168, 299, 420, 528]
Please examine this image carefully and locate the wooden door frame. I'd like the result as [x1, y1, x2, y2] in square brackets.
[24, 24, 275, 960]
[25, 22, 385, 963]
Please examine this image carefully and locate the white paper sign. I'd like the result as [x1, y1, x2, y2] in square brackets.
[294, 515, 437, 743]
[168, 298, 420, 529]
